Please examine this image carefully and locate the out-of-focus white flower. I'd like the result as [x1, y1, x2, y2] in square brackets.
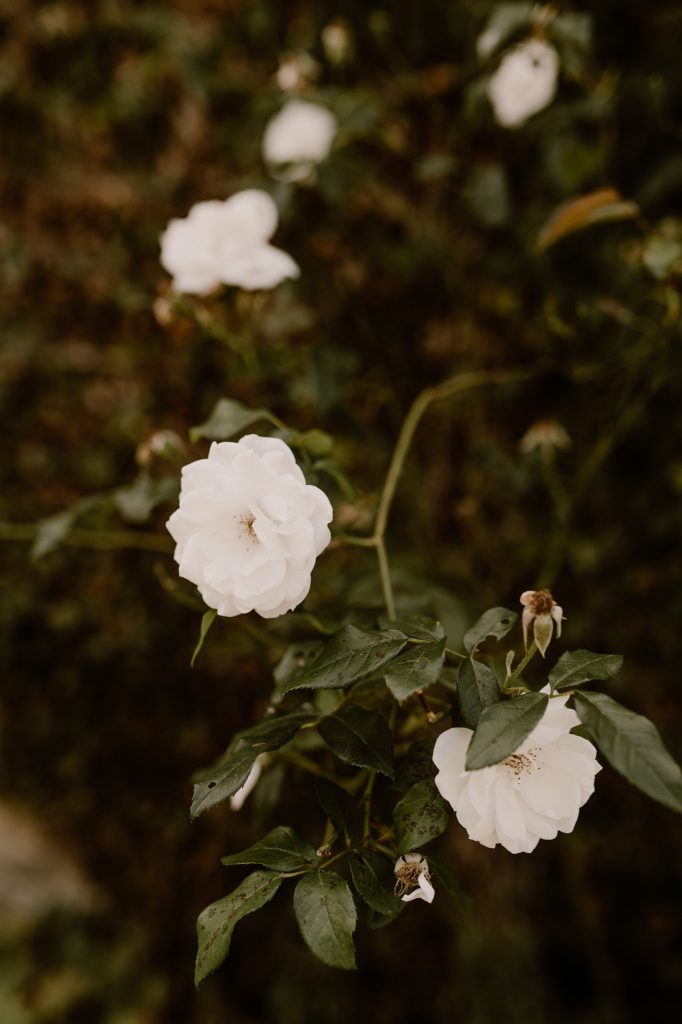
[394, 853, 435, 903]
[230, 756, 265, 810]
[520, 589, 564, 656]
[488, 39, 559, 128]
[159, 190, 299, 295]
[262, 100, 337, 182]
[519, 419, 571, 455]
[166, 435, 333, 619]
[275, 51, 320, 92]
[322, 19, 353, 65]
[433, 690, 601, 854]
[136, 429, 186, 467]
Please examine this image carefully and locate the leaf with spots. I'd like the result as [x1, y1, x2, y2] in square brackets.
[190, 709, 316, 819]
[463, 607, 517, 654]
[383, 637, 446, 703]
[293, 870, 357, 970]
[221, 826, 316, 872]
[281, 625, 407, 693]
[393, 780, 450, 853]
[195, 870, 283, 985]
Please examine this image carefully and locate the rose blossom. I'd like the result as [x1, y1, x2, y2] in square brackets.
[433, 690, 601, 854]
[166, 435, 333, 618]
[262, 99, 337, 181]
[488, 38, 559, 128]
[159, 189, 299, 295]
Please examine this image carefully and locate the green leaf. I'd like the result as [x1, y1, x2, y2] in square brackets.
[312, 459, 356, 501]
[393, 739, 437, 792]
[318, 705, 394, 778]
[378, 614, 445, 641]
[113, 472, 178, 524]
[31, 495, 104, 561]
[349, 852, 402, 917]
[572, 691, 682, 814]
[463, 607, 517, 654]
[190, 398, 281, 443]
[465, 692, 549, 770]
[191, 609, 217, 668]
[281, 625, 407, 693]
[221, 826, 316, 872]
[457, 658, 501, 728]
[314, 779, 357, 844]
[292, 428, 334, 456]
[293, 870, 357, 970]
[393, 780, 450, 852]
[549, 650, 623, 691]
[195, 870, 283, 985]
[383, 638, 446, 703]
[190, 710, 315, 819]
[272, 640, 325, 698]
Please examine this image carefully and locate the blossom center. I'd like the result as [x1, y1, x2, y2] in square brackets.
[234, 512, 258, 549]
[394, 861, 430, 897]
[503, 750, 540, 779]
[528, 589, 554, 615]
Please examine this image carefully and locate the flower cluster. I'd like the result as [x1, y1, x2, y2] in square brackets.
[166, 435, 333, 618]
[433, 689, 601, 854]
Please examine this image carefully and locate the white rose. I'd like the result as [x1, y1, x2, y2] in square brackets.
[433, 690, 601, 854]
[229, 756, 265, 811]
[159, 189, 299, 295]
[488, 39, 559, 128]
[166, 435, 333, 619]
[262, 100, 337, 181]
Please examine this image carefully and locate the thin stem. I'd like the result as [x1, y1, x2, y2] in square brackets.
[0, 521, 172, 554]
[373, 367, 537, 544]
[375, 537, 396, 620]
[362, 769, 377, 842]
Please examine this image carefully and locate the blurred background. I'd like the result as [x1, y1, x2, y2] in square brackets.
[1, 1, 682, 1021]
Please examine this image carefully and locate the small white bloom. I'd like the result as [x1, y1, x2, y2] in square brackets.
[229, 756, 265, 811]
[166, 434, 333, 619]
[394, 853, 435, 904]
[275, 51, 320, 92]
[433, 690, 601, 854]
[159, 189, 299, 296]
[520, 589, 564, 657]
[488, 39, 559, 128]
[519, 419, 571, 455]
[262, 100, 337, 182]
